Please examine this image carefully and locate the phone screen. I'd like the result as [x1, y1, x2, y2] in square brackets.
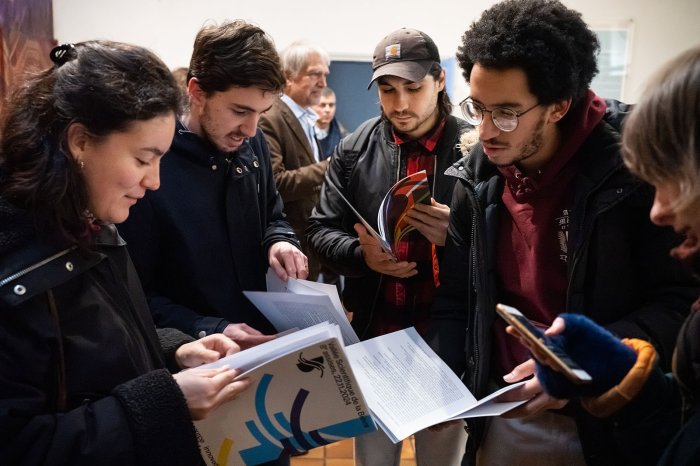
[496, 303, 592, 384]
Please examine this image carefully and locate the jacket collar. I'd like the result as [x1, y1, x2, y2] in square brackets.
[274, 97, 316, 156]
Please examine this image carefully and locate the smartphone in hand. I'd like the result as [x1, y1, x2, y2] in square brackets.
[496, 303, 592, 384]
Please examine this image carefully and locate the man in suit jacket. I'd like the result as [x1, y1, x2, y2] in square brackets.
[259, 42, 330, 281]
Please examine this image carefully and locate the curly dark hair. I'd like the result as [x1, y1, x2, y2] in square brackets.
[0, 40, 180, 245]
[188, 20, 286, 95]
[457, 0, 599, 107]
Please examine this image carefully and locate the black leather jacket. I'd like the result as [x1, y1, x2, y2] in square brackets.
[0, 199, 197, 465]
[307, 115, 471, 339]
[428, 107, 699, 466]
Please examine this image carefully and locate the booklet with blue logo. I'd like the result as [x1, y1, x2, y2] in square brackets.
[195, 300, 530, 465]
[193, 322, 375, 466]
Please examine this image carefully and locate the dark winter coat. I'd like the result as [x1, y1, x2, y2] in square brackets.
[118, 122, 300, 338]
[428, 105, 699, 466]
[0, 198, 198, 465]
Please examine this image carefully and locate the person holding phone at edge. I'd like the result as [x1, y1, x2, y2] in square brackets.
[307, 27, 471, 466]
[118, 21, 308, 356]
[517, 45, 700, 466]
[427, 1, 699, 465]
[0, 41, 248, 465]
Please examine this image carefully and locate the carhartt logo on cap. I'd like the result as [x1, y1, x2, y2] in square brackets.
[368, 28, 441, 88]
[385, 43, 401, 60]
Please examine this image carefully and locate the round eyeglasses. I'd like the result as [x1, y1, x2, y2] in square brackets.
[459, 97, 540, 132]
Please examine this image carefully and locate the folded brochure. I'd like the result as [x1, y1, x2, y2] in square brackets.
[329, 170, 431, 260]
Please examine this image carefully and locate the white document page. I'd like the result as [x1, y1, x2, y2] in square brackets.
[448, 382, 527, 420]
[267, 270, 349, 325]
[195, 322, 342, 374]
[344, 327, 526, 442]
[265, 269, 289, 292]
[244, 290, 360, 346]
[288, 279, 344, 312]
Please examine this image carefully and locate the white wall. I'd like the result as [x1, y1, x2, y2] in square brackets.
[52, 0, 700, 103]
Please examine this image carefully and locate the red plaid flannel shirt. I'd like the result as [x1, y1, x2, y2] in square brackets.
[370, 118, 446, 338]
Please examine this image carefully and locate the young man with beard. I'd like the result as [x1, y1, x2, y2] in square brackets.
[118, 21, 308, 372]
[527, 45, 700, 466]
[307, 27, 471, 465]
[427, 1, 699, 465]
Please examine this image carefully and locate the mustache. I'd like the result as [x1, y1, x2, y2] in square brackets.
[390, 111, 417, 119]
[482, 137, 508, 147]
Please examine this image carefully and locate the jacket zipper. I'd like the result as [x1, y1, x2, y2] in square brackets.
[0, 247, 76, 288]
[466, 178, 485, 391]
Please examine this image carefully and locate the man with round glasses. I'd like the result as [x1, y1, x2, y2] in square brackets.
[428, 1, 698, 465]
[460, 98, 540, 133]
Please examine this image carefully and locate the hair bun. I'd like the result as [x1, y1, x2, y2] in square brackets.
[50, 43, 76, 66]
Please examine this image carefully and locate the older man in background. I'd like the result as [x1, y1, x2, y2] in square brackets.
[259, 41, 331, 281]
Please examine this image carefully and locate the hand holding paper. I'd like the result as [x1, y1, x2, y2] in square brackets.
[245, 270, 360, 346]
[404, 199, 450, 246]
[174, 365, 249, 421]
[499, 359, 569, 418]
[223, 323, 276, 350]
[176, 334, 241, 368]
[267, 240, 308, 281]
[329, 170, 432, 261]
[354, 224, 417, 278]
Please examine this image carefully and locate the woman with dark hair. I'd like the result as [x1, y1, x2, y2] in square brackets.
[0, 41, 249, 465]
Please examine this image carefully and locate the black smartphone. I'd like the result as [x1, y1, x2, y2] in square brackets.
[496, 303, 592, 384]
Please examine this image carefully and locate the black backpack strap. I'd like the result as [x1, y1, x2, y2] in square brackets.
[337, 116, 382, 186]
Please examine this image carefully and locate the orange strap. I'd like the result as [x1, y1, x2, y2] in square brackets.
[581, 338, 657, 417]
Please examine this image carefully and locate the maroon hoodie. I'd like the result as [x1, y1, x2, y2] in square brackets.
[494, 90, 607, 375]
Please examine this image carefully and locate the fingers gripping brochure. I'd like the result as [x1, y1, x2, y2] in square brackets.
[193, 322, 375, 466]
[329, 170, 431, 261]
[243, 270, 359, 346]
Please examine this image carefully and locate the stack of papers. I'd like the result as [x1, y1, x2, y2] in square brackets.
[194, 271, 529, 465]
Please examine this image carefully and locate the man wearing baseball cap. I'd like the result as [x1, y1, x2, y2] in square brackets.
[307, 28, 471, 465]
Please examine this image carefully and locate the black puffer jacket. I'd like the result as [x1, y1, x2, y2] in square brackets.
[0, 199, 197, 465]
[428, 105, 700, 465]
[607, 299, 700, 466]
[307, 115, 471, 339]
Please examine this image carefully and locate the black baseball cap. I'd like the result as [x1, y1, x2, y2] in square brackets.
[368, 28, 441, 88]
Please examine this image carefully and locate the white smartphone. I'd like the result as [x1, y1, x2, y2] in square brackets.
[496, 303, 592, 384]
